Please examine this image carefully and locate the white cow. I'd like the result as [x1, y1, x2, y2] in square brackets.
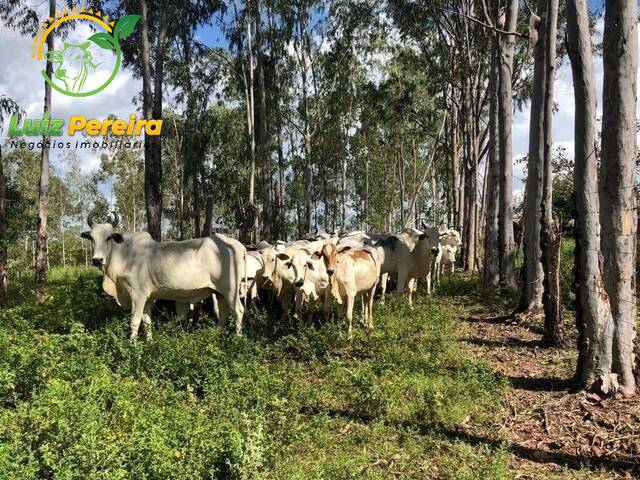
[240, 250, 265, 303]
[255, 243, 294, 311]
[439, 228, 462, 276]
[82, 213, 245, 339]
[366, 226, 441, 304]
[276, 238, 333, 318]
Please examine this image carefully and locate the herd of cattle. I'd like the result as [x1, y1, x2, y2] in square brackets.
[81, 213, 462, 340]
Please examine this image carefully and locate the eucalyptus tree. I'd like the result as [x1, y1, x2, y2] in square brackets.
[598, 0, 637, 395]
[483, 2, 500, 288]
[538, 0, 562, 345]
[0, 94, 22, 299]
[495, 0, 518, 286]
[566, 0, 613, 393]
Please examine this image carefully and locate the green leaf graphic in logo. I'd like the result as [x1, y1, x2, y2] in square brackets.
[41, 14, 141, 98]
[87, 32, 116, 51]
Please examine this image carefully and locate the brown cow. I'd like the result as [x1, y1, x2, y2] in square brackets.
[321, 243, 380, 340]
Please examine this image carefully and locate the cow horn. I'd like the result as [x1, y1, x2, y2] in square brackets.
[108, 211, 120, 228]
[87, 212, 95, 228]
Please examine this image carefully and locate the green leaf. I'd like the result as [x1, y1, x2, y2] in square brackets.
[114, 14, 141, 41]
[88, 32, 116, 51]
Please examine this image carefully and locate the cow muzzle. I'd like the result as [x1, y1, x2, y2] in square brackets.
[92, 257, 104, 267]
[327, 268, 335, 277]
[294, 279, 304, 287]
[431, 247, 439, 254]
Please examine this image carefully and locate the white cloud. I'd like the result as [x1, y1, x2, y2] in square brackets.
[0, 15, 143, 189]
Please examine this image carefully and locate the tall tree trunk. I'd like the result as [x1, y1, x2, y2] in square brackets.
[484, 27, 500, 288]
[567, 0, 615, 392]
[463, 73, 477, 271]
[298, 6, 313, 234]
[0, 144, 7, 300]
[522, 0, 545, 312]
[255, 0, 271, 240]
[497, 0, 518, 287]
[341, 153, 347, 229]
[238, 1, 257, 244]
[35, 0, 55, 303]
[540, 0, 563, 345]
[599, 0, 637, 396]
[193, 172, 201, 237]
[450, 93, 461, 229]
[202, 197, 214, 237]
[398, 143, 405, 228]
[140, 0, 164, 241]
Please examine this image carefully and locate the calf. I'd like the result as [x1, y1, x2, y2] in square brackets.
[257, 243, 295, 312]
[274, 239, 331, 319]
[321, 243, 380, 340]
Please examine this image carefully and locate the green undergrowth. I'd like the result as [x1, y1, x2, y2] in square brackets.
[0, 267, 510, 479]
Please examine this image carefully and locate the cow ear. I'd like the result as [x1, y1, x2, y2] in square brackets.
[110, 233, 124, 244]
[311, 251, 322, 259]
[337, 245, 351, 253]
[80, 231, 91, 240]
[276, 253, 290, 261]
[419, 233, 427, 240]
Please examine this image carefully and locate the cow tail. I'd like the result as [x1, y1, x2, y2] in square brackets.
[243, 249, 248, 310]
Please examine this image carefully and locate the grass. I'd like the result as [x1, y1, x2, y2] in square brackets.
[0, 267, 510, 479]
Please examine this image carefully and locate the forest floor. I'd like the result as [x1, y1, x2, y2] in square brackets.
[1, 267, 638, 479]
[447, 274, 640, 479]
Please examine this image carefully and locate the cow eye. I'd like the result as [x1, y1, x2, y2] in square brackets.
[306, 261, 314, 270]
[286, 262, 292, 268]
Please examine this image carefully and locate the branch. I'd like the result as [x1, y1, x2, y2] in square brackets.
[403, 113, 448, 229]
[445, 10, 529, 39]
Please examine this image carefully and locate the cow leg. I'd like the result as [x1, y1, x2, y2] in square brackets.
[379, 273, 389, 303]
[212, 293, 220, 322]
[306, 297, 315, 325]
[346, 293, 355, 341]
[142, 302, 153, 341]
[336, 301, 344, 320]
[425, 271, 432, 296]
[227, 290, 245, 336]
[216, 293, 229, 328]
[367, 284, 376, 330]
[129, 297, 147, 341]
[322, 288, 331, 322]
[407, 278, 415, 306]
[396, 269, 408, 299]
[294, 290, 305, 320]
[176, 302, 190, 327]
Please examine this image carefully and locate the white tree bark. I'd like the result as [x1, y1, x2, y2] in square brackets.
[497, 0, 518, 287]
[599, 0, 637, 396]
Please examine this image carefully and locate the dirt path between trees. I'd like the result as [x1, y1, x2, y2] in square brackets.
[451, 283, 640, 479]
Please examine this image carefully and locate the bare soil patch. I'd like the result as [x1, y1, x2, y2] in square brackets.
[449, 279, 640, 479]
